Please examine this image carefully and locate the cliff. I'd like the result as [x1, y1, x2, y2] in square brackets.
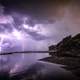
[41, 33, 80, 78]
[49, 34, 80, 57]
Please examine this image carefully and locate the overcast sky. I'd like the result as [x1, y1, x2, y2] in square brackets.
[0, 0, 79, 50]
[0, 0, 80, 49]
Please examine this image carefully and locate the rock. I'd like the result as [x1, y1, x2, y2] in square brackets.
[46, 33, 80, 78]
[49, 33, 80, 57]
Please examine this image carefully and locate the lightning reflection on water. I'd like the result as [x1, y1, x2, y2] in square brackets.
[0, 6, 43, 74]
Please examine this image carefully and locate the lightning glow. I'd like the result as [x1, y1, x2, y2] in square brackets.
[23, 23, 42, 33]
[0, 5, 50, 74]
[12, 29, 23, 40]
[0, 33, 11, 52]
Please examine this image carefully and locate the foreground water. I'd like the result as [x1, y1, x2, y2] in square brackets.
[0, 53, 49, 72]
[0, 53, 79, 80]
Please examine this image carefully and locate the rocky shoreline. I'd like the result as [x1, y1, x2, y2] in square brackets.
[40, 56, 80, 77]
[40, 33, 80, 79]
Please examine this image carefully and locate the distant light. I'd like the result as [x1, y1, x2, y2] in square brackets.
[23, 24, 29, 29]
[23, 24, 41, 32]
[12, 29, 22, 40]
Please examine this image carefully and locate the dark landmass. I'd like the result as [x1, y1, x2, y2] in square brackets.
[40, 33, 80, 78]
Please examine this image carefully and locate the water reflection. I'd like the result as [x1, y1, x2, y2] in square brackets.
[0, 52, 49, 74]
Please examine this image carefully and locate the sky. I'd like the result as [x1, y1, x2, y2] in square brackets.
[3, 0, 80, 46]
[0, 0, 79, 56]
[0, 0, 80, 58]
[1, 0, 79, 35]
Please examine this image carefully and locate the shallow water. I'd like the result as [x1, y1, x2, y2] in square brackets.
[0, 53, 49, 74]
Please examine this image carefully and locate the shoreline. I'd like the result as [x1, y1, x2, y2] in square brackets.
[40, 56, 80, 78]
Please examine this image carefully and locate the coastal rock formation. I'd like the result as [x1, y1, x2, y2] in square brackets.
[49, 33, 80, 57]
[41, 33, 80, 78]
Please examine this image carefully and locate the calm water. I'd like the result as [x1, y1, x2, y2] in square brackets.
[0, 53, 50, 73]
[35, 53, 49, 59]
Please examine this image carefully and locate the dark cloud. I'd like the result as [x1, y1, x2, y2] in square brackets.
[0, 0, 72, 22]
[25, 30, 49, 40]
[0, 0, 80, 49]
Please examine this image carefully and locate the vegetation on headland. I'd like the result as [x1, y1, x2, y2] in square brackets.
[41, 33, 80, 78]
[49, 33, 80, 57]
